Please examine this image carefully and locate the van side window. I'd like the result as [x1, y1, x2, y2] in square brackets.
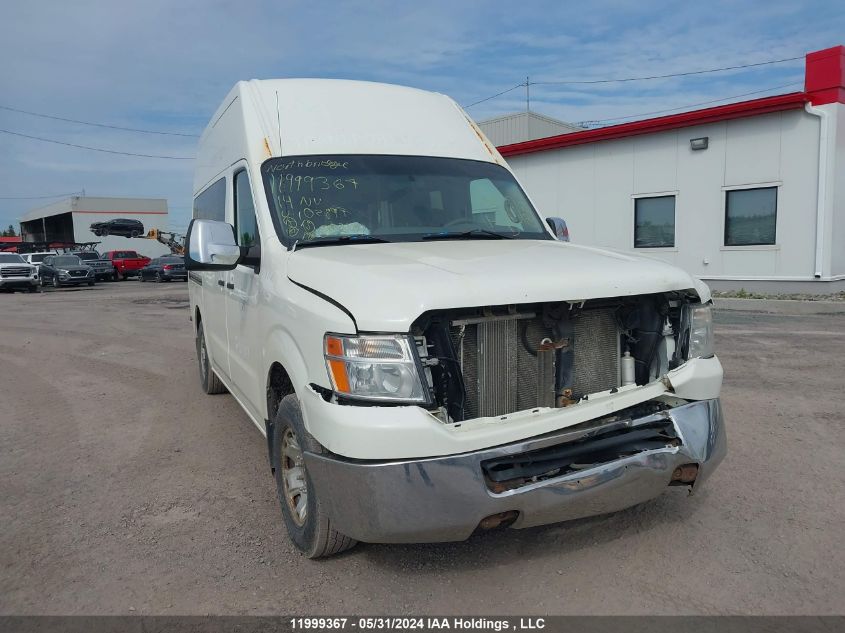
[234, 169, 261, 266]
[193, 177, 226, 222]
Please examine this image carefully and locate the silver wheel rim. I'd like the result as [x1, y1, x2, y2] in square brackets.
[281, 428, 308, 526]
[199, 334, 208, 378]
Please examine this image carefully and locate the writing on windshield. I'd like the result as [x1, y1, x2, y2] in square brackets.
[261, 155, 549, 244]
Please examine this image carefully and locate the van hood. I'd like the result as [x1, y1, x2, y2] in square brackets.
[287, 240, 705, 332]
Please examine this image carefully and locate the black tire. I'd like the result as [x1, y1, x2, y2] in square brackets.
[271, 395, 357, 558]
[52, 276, 60, 289]
[155, 272, 162, 283]
[196, 320, 227, 395]
[130, 230, 140, 238]
[101, 228, 109, 236]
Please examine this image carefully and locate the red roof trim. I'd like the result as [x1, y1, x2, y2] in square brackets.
[498, 92, 809, 157]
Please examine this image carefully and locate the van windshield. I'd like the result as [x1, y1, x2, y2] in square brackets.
[261, 155, 551, 246]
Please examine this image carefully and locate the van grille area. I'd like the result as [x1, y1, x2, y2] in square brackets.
[449, 308, 620, 419]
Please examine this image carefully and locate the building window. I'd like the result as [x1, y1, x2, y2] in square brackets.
[634, 195, 675, 248]
[724, 187, 777, 246]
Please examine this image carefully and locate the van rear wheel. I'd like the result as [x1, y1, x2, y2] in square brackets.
[272, 395, 356, 558]
[196, 321, 227, 394]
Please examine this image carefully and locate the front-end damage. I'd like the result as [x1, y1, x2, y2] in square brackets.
[411, 289, 711, 424]
[304, 397, 726, 543]
[297, 289, 725, 542]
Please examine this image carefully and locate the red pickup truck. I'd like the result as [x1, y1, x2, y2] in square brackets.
[101, 250, 150, 281]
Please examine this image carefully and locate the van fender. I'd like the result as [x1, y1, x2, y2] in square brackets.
[263, 326, 311, 412]
[262, 326, 310, 469]
[261, 279, 357, 466]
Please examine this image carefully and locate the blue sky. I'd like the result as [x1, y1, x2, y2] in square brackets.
[1, 0, 843, 232]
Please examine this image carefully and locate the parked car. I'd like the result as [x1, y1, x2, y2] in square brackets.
[101, 250, 150, 280]
[0, 253, 39, 292]
[185, 79, 725, 558]
[71, 250, 113, 281]
[89, 218, 144, 238]
[39, 254, 95, 288]
[22, 251, 59, 267]
[139, 256, 187, 282]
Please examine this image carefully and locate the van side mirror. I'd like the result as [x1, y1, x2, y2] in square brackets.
[546, 217, 570, 242]
[184, 219, 242, 271]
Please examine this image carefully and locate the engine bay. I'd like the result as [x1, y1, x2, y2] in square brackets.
[411, 291, 700, 423]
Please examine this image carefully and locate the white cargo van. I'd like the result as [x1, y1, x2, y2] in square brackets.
[186, 79, 725, 557]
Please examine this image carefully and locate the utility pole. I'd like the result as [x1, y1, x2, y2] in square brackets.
[526, 76, 530, 112]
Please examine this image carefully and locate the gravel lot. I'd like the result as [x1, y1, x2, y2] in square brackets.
[1, 282, 843, 615]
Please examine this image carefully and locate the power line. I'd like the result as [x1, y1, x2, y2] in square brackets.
[577, 82, 804, 127]
[531, 56, 803, 86]
[463, 55, 804, 108]
[0, 190, 84, 200]
[464, 83, 525, 108]
[0, 129, 194, 159]
[0, 104, 200, 137]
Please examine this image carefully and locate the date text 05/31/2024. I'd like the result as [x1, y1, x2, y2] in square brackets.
[290, 618, 546, 631]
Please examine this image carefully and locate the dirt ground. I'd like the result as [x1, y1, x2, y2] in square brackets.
[1, 281, 843, 615]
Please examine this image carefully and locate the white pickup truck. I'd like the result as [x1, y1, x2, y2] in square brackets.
[185, 79, 726, 557]
[0, 253, 39, 292]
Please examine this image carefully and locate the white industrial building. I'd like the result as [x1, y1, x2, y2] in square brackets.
[481, 45, 845, 293]
[478, 111, 582, 146]
[19, 196, 172, 258]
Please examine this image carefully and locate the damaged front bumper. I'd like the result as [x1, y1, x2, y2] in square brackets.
[305, 398, 726, 543]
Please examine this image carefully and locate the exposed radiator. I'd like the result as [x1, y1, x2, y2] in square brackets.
[450, 309, 620, 419]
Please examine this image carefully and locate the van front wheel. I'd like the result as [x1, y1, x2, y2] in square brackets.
[272, 394, 356, 558]
[196, 321, 227, 394]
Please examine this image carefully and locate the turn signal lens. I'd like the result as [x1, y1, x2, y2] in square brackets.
[324, 334, 427, 403]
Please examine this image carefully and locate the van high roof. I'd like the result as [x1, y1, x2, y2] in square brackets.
[194, 79, 502, 195]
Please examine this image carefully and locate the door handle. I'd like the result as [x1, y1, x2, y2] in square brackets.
[217, 279, 224, 286]
[226, 282, 235, 290]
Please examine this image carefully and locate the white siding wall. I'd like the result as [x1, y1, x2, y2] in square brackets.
[830, 105, 845, 276]
[508, 109, 829, 282]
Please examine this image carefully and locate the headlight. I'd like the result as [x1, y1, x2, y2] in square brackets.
[686, 304, 714, 359]
[324, 334, 428, 403]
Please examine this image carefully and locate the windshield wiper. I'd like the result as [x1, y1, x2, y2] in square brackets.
[422, 229, 516, 241]
[293, 234, 392, 250]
